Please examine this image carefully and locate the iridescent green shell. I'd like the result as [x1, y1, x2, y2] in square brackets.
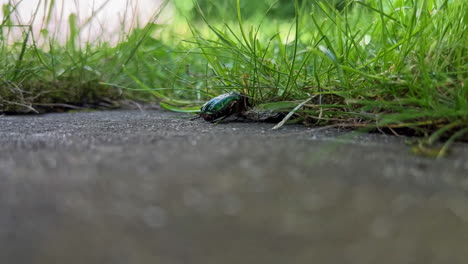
[200, 92, 243, 122]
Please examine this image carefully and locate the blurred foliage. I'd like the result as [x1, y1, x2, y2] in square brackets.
[173, 0, 304, 20]
[172, 0, 353, 21]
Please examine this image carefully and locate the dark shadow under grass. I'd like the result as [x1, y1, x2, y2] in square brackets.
[0, 78, 122, 114]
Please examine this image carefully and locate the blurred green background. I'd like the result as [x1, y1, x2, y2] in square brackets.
[173, 0, 353, 20]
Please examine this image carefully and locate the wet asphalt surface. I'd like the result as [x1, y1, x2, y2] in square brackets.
[1, 110, 468, 264]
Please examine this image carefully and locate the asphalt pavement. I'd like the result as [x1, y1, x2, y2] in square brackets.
[1, 110, 467, 264]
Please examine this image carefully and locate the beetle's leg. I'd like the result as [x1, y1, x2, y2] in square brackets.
[212, 115, 230, 124]
[212, 101, 238, 124]
[213, 110, 236, 123]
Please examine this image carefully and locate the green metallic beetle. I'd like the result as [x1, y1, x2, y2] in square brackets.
[199, 92, 249, 122]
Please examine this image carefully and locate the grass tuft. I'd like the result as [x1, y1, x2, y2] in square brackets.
[176, 0, 467, 149]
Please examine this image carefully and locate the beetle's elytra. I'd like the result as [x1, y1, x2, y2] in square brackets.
[199, 92, 248, 122]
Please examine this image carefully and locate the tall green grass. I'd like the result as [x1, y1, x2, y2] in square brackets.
[0, 0, 172, 112]
[159, 0, 466, 155]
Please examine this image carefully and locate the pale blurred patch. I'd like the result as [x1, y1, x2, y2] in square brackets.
[0, 0, 173, 46]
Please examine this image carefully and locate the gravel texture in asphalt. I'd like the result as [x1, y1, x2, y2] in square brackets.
[1, 110, 467, 264]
